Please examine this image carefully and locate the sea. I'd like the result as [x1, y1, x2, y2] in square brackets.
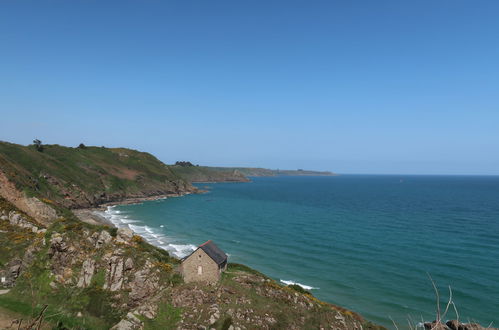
[101, 175, 499, 328]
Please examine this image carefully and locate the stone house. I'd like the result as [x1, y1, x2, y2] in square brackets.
[180, 240, 227, 284]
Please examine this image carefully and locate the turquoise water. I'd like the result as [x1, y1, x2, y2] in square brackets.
[107, 175, 499, 327]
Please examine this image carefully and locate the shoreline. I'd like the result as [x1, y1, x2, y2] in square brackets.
[73, 192, 192, 227]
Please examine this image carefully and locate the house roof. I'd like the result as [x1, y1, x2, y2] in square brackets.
[198, 240, 227, 265]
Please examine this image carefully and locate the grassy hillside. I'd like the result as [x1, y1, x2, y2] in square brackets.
[170, 165, 250, 183]
[0, 141, 194, 208]
[0, 142, 334, 210]
[226, 167, 336, 177]
[170, 166, 335, 183]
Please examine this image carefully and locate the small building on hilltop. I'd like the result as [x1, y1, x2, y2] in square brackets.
[181, 240, 227, 284]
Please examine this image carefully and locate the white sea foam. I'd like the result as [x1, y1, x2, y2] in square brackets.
[280, 279, 318, 290]
[121, 219, 139, 224]
[101, 206, 196, 258]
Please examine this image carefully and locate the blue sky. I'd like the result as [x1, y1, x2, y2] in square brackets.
[1, 1, 498, 174]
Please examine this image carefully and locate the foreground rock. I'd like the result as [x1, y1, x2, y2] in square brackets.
[423, 320, 498, 330]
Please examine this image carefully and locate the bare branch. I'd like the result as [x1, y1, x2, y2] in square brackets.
[427, 272, 441, 322]
[441, 285, 453, 320]
[389, 315, 400, 330]
[452, 301, 459, 323]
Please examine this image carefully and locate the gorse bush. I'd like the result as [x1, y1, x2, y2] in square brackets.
[287, 284, 311, 295]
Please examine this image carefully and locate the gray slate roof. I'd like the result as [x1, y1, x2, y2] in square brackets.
[199, 240, 227, 265]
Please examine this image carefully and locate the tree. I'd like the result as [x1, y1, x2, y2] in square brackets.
[33, 139, 43, 152]
[175, 161, 194, 167]
[77, 143, 86, 149]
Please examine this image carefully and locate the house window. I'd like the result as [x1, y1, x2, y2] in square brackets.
[197, 266, 203, 275]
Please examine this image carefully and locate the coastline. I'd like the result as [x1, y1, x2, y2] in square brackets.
[74, 191, 200, 258]
[73, 192, 193, 227]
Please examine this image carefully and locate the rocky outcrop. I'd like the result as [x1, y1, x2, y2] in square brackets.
[48, 233, 78, 284]
[76, 259, 95, 288]
[129, 261, 160, 303]
[423, 320, 498, 330]
[0, 209, 46, 234]
[0, 171, 57, 225]
[1, 260, 22, 288]
[116, 227, 134, 244]
[104, 254, 126, 292]
[110, 312, 143, 330]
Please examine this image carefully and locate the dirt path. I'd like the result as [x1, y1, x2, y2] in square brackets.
[0, 306, 20, 329]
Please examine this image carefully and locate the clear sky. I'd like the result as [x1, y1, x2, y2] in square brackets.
[1, 1, 498, 174]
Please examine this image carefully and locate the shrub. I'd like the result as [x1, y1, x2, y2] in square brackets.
[221, 316, 233, 330]
[287, 284, 311, 295]
[108, 227, 118, 237]
[155, 262, 173, 273]
[169, 273, 183, 286]
[132, 235, 144, 244]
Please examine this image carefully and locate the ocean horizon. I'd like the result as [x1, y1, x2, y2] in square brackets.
[102, 175, 499, 327]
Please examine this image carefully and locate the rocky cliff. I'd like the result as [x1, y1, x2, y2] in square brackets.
[0, 197, 378, 329]
[0, 141, 196, 210]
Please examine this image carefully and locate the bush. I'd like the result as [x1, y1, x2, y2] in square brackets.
[221, 316, 233, 330]
[108, 227, 118, 237]
[169, 273, 183, 286]
[287, 284, 311, 295]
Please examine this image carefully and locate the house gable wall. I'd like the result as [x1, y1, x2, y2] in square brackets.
[181, 248, 221, 284]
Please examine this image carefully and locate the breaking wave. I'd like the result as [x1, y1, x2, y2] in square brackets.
[102, 206, 196, 258]
[280, 279, 318, 290]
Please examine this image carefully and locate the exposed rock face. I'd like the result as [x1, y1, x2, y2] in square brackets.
[96, 230, 112, 248]
[104, 255, 126, 291]
[1, 260, 23, 287]
[48, 233, 80, 284]
[116, 227, 134, 244]
[0, 170, 57, 225]
[0, 209, 46, 234]
[129, 261, 160, 303]
[77, 259, 95, 288]
[110, 312, 144, 330]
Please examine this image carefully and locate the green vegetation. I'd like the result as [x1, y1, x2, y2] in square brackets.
[0, 212, 182, 328]
[143, 303, 182, 330]
[169, 165, 249, 183]
[213, 167, 335, 177]
[0, 141, 333, 211]
[226, 262, 270, 279]
[171, 165, 335, 182]
[287, 283, 311, 295]
[0, 141, 192, 208]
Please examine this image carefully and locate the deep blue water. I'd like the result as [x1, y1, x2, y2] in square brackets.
[106, 175, 499, 327]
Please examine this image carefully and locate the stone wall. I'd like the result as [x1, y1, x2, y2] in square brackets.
[181, 249, 221, 284]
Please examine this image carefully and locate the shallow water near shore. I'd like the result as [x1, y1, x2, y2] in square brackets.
[106, 175, 499, 327]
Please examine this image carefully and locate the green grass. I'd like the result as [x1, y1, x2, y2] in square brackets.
[226, 262, 270, 279]
[169, 165, 249, 182]
[0, 216, 37, 268]
[0, 141, 191, 208]
[143, 303, 182, 330]
[0, 294, 110, 329]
